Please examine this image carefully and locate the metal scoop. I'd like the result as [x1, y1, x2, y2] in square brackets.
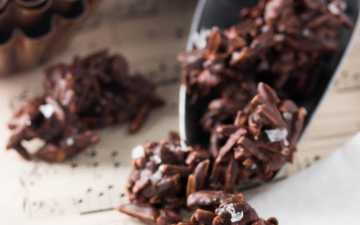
[179, 0, 359, 147]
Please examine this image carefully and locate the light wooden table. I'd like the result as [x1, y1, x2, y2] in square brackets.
[0, 1, 359, 222]
[293, 22, 360, 174]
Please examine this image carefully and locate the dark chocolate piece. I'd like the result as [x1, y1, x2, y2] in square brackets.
[7, 50, 164, 162]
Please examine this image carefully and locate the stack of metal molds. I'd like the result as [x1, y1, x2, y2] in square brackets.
[0, 0, 99, 75]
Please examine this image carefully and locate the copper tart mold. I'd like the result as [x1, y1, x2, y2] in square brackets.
[0, 0, 100, 75]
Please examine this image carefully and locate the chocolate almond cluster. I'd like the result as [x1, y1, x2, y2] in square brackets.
[121, 0, 353, 223]
[44, 50, 164, 132]
[7, 50, 164, 162]
[126, 132, 210, 210]
[178, 1, 352, 185]
[121, 187, 278, 225]
[209, 83, 306, 189]
[183, 191, 278, 225]
[176, 0, 352, 201]
[7, 97, 99, 162]
[121, 84, 303, 224]
[179, 0, 353, 102]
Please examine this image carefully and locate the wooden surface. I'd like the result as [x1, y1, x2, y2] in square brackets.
[292, 21, 360, 174]
[0, 0, 359, 222]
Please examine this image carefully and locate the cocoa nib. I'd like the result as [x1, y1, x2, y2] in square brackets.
[7, 50, 164, 162]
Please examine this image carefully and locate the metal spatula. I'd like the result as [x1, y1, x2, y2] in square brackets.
[179, 0, 359, 147]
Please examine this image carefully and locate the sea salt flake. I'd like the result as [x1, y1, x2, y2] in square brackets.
[66, 138, 75, 146]
[132, 145, 145, 159]
[302, 29, 311, 37]
[283, 139, 290, 147]
[149, 146, 163, 164]
[150, 169, 163, 184]
[191, 29, 211, 49]
[62, 90, 74, 106]
[265, 128, 288, 143]
[216, 203, 244, 223]
[283, 112, 293, 121]
[39, 104, 55, 118]
[150, 154, 162, 164]
[261, 25, 270, 33]
[274, 34, 285, 42]
[181, 146, 191, 152]
[21, 138, 46, 154]
[251, 164, 257, 170]
[328, 3, 341, 15]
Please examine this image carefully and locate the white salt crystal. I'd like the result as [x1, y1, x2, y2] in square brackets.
[21, 138, 46, 154]
[150, 169, 163, 184]
[283, 112, 293, 121]
[39, 104, 55, 119]
[265, 128, 288, 143]
[191, 29, 211, 49]
[66, 138, 75, 146]
[150, 154, 162, 164]
[132, 145, 145, 159]
[62, 90, 74, 106]
[147, 146, 162, 164]
[216, 203, 244, 223]
[328, 3, 341, 15]
[302, 29, 311, 37]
